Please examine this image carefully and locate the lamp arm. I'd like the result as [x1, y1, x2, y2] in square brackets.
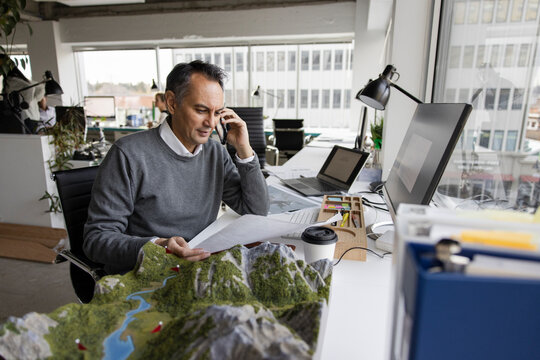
[9, 79, 47, 95]
[390, 83, 423, 104]
[259, 89, 283, 100]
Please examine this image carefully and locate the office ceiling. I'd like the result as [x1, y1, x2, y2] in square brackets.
[27, 0, 354, 20]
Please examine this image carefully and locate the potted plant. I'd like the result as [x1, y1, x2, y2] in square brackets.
[370, 116, 384, 149]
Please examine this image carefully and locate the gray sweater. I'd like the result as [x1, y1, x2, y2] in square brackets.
[83, 126, 269, 274]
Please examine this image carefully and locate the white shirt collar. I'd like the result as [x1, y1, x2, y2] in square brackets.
[159, 118, 203, 157]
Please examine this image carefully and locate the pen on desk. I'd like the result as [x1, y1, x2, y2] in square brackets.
[341, 212, 349, 227]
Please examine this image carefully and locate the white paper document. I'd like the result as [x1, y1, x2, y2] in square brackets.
[189, 212, 342, 253]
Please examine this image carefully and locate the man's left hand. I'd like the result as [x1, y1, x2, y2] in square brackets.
[218, 108, 253, 159]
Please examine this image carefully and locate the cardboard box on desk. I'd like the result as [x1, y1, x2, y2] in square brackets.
[390, 205, 540, 360]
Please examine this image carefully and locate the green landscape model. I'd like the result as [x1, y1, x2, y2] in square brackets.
[0, 242, 332, 359]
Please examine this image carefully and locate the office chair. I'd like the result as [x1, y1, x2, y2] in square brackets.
[228, 107, 278, 168]
[271, 119, 308, 162]
[53, 166, 105, 304]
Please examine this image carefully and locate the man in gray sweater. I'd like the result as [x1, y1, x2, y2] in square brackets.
[84, 61, 269, 274]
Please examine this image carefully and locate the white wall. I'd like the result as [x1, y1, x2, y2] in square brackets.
[382, 0, 435, 178]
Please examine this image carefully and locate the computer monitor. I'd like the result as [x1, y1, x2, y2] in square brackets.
[84, 96, 116, 121]
[55, 106, 87, 141]
[383, 103, 472, 219]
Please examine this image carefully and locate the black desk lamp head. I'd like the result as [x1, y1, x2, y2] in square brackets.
[355, 64, 423, 110]
[7, 70, 63, 111]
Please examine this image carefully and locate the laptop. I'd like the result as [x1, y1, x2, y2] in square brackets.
[281, 145, 370, 196]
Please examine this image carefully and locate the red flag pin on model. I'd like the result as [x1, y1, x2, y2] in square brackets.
[75, 338, 87, 351]
[170, 264, 180, 272]
[165, 246, 172, 254]
[151, 321, 163, 333]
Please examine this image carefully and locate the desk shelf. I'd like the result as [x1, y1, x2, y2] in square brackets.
[317, 195, 367, 261]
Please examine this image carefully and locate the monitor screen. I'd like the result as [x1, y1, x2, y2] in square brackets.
[383, 103, 472, 219]
[84, 96, 116, 119]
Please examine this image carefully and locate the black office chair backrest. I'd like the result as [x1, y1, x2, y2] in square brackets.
[54, 166, 103, 303]
[54, 166, 98, 260]
[273, 118, 305, 151]
[228, 107, 266, 168]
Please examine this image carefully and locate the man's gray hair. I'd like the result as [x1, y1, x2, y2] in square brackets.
[165, 60, 227, 105]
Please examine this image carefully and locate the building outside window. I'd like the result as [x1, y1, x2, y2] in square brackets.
[433, 0, 540, 214]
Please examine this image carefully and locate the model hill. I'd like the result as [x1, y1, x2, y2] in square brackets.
[0, 242, 332, 359]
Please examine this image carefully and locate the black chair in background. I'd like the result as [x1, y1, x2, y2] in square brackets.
[228, 107, 278, 168]
[270, 118, 309, 163]
[53, 166, 105, 304]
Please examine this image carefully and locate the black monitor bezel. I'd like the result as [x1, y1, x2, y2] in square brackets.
[382, 103, 472, 218]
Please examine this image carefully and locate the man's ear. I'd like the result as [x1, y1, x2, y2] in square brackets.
[165, 90, 176, 114]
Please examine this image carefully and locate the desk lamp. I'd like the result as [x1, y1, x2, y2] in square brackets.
[8, 70, 63, 111]
[251, 85, 283, 119]
[355, 64, 422, 110]
[151, 79, 158, 90]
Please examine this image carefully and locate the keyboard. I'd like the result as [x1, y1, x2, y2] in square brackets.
[281, 207, 320, 240]
[301, 177, 341, 192]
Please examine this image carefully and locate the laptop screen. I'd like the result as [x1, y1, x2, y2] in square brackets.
[318, 146, 370, 187]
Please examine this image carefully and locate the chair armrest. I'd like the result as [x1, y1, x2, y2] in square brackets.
[55, 249, 105, 281]
[265, 145, 279, 166]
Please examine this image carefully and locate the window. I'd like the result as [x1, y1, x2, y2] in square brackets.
[204, 53, 211, 63]
[256, 52, 264, 71]
[434, 0, 540, 214]
[301, 51, 309, 71]
[485, 88, 496, 109]
[224, 53, 232, 71]
[476, 45, 486, 67]
[322, 89, 330, 108]
[344, 89, 351, 109]
[267, 52, 275, 71]
[288, 51, 296, 71]
[511, 0, 525, 21]
[449, 46, 461, 68]
[526, 0, 539, 21]
[506, 130, 518, 151]
[323, 50, 332, 70]
[496, 0, 509, 22]
[468, 1, 480, 23]
[334, 50, 343, 70]
[194, 53, 202, 60]
[214, 53, 222, 67]
[492, 130, 504, 150]
[482, 0, 495, 23]
[236, 52, 244, 72]
[512, 88, 524, 109]
[518, 44, 530, 66]
[300, 89, 308, 108]
[462, 45, 475, 67]
[332, 89, 341, 108]
[277, 51, 285, 71]
[454, 1, 466, 24]
[287, 89, 295, 109]
[277, 89, 285, 108]
[498, 88, 510, 110]
[311, 89, 319, 108]
[312, 50, 320, 71]
[503, 44, 515, 67]
[479, 130, 491, 148]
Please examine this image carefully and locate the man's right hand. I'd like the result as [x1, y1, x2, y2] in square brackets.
[155, 236, 211, 261]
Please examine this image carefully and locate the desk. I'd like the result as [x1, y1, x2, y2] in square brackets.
[264, 145, 394, 359]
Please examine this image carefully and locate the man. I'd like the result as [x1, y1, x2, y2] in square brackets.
[84, 60, 269, 274]
[38, 96, 56, 128]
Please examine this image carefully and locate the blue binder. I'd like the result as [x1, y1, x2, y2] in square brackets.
[399, 242, 540, 360]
